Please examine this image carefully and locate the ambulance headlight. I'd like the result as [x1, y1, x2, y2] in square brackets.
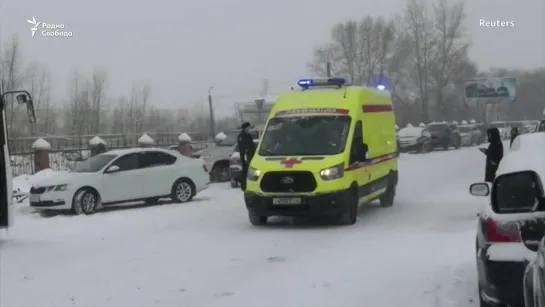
[247, 167, 261, 181]
[319, 163, 344, 180]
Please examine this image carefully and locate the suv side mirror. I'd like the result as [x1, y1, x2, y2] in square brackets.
[105, 165, 120, 173]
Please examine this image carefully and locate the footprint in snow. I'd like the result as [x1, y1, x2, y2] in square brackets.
[213, 292, 234, 298]
[267, 256, 285, 263]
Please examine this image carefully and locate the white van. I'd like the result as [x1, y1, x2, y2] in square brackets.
[0, 91, 36, 229]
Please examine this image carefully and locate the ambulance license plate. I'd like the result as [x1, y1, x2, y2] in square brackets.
[272, 197, 301, 205]
[29, 194, 40, 203]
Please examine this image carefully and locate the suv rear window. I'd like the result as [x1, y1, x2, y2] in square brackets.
[494, 172, 539, 212]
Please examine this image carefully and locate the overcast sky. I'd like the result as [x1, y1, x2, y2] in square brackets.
[1, 0, 544, 115]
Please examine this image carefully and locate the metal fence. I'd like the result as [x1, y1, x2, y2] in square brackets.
[9, 133, 215, 177]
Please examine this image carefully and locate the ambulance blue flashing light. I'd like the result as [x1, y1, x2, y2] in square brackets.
[376, 85, 386, 91]
[297, 77, 346, 89]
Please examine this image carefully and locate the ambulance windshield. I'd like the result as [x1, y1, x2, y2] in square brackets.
[259, 116, 351, 156]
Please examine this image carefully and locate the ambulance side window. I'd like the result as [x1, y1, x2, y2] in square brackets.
[350, 121, 367, 164]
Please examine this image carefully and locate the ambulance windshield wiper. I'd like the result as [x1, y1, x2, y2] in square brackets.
[259, 148, 276, 156]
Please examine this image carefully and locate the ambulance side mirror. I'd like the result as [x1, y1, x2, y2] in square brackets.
[359, 143, 368, 161]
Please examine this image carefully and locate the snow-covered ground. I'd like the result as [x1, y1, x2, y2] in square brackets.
[1, 147, 488, 307]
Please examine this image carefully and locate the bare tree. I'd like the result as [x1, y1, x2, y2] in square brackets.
[89, 68, 107, 134]
[140, 83, 150, 131]
[429, 0, 470, 120]
[25, 63, 52, 135]
[400, 0, 436, 122]
[0, 36, 24, 130]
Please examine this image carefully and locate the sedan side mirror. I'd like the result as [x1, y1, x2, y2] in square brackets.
[105, 165, 120, 173]
[470, 182, 490, 196]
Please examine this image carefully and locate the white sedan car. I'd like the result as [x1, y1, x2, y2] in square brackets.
[29, 147, 209, 215]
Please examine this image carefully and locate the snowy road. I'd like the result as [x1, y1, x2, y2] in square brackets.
[1, 148, 486, 307]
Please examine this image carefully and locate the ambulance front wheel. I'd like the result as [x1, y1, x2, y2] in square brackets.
[249, 213, 268, 226]
[337, 186, 358, 225]
[380, 178, 396, 207]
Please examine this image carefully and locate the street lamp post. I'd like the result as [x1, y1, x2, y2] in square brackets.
[208, 86, 215, 140]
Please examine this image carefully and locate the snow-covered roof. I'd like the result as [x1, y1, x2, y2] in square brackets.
[31, 138, 51, 150]
[418, 123, 425, 127]
[138, 133, 154, 145]
[89, 136, 106, 146]
[498, 133, 545, 184]
[398, 127, 424, 137]
[178, 133, 192, 142]
[105, 147, 182, 156]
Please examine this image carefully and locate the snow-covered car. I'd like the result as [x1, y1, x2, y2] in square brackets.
[469, 133, 545, 307]
[523, 234, 545, 307]
[521, 120, 539, 134]
[196, 126, 262, 182]
[426, 122, 461, 150]
[396, 126, 431, 153]
[488, 121, 510, 140]
[458, 124, 481, 146]
[29, 147, 209, 215]
[228, 140, 259, 188]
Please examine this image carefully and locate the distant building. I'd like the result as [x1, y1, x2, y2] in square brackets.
[235, 95, 277, 125]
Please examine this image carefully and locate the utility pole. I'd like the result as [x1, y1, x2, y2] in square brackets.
[208, 86, 215, 140]
[326, 62, 331, 77]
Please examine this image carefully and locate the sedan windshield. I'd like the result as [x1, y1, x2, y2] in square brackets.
[259, 116, 351, 156]
[73, 154, 117, 173]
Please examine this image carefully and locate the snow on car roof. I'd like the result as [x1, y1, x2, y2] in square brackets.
[497, 133, 545, 184]
[398, 127, 423, 137]
[105, 147, 181, 156]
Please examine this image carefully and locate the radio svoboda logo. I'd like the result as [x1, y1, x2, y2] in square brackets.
[27, 16, 73, 38]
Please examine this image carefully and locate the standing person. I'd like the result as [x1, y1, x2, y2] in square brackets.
[538, 120, 545, 132]
[480, 128, 504, 182]
[510, 126, 519, 147]
[237, 122, 256, 190]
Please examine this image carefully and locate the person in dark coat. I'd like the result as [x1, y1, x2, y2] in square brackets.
[509, 126, 519, 147]
[481, 128, 504, 182]
[237, 122, 256, 190]
[538, 120, 545, 132]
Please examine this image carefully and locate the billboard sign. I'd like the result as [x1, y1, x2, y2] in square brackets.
[465, 77, 517, 104]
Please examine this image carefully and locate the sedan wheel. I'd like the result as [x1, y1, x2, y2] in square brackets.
[172, 179, 195, 203]
[72, 189, 97, 215]
[81, 191, 97, 215]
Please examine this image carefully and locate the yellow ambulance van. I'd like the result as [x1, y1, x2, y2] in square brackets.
[244, 77, 398, 226]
